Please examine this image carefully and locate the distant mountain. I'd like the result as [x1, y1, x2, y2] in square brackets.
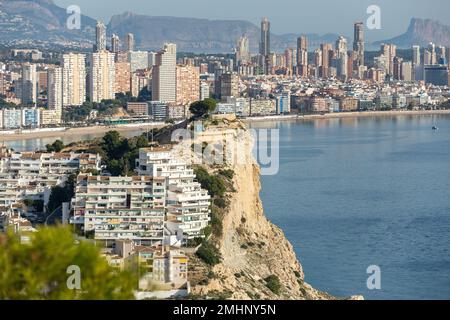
[0, 0, 344, 53]
[5, 1, 447, 53]
[374, 18, 450, 48]
[108, 12, 343, 53]
[0, 0, 96, 47]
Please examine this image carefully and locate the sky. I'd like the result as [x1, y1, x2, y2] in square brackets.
[54, 0, 450, 41]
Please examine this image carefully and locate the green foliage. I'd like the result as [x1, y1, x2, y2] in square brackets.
[194, 167, 226, 198]
[210, 208, 223, 238]
[47, 174, 77, 214]
[0, 227, 136, 300]
[100, 131, 149, 176]
[196, 241, 221, 266]
[23, 199, 44, 213]
[202, 225, 212, 239]
[213, 197, 227, 209]
[189, 99, 217, 118]
[46, 140, 65, 152]
[265, 275, 282, 295]
[218, 169, 235, 180]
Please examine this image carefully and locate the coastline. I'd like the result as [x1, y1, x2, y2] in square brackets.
[242, 110, 450, 123]
[0, 122, 165, 142]
[1, 110, 449, 142]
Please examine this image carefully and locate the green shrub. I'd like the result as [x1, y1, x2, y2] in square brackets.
[196, 242, 221, 266]
[265, 275, 282, 295]
[194, 167, 226, 197]
[210, 209, 223, 237]
[214, 197, 227, 209]
[219, 169, 235, 180]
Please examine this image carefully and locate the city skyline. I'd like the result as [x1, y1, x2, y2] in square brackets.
[54, 0, 450, 41]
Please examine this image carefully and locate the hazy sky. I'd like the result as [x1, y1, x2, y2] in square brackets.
[55, 0, 450, 41]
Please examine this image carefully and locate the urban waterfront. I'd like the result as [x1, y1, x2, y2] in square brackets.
[4, 114, 450, 299]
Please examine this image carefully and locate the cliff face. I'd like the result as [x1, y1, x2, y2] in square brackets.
[374, 18, 450, 48]
[179, 119, 335, 300]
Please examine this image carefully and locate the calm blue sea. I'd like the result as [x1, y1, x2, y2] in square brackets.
[251, 115, 450, 300]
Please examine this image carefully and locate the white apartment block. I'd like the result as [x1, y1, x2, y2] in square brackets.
[2, 109, 22, 129]
[47, 67, 63, 117]
[62, 53, 86, 107]
[72, 175, 166, 246]
[136, 146, 211, 242]
[89, 51, 115, 103]
[152, 43, 177, 103]
[0, 147, 101, 208]
[21, 63, 37, 105]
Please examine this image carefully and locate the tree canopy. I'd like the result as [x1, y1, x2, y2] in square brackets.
[189, 99, 217, 118]
[0, 227, 136, 300]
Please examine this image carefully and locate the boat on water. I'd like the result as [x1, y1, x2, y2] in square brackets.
[432, 126, 439, 130]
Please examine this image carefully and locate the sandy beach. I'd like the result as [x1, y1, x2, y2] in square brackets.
[0, 123, 165, 142]
[1, 110, 449, 142]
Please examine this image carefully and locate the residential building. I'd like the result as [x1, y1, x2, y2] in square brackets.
[20, 64, 37, 105]
[136, 147, 211, 242]
[152, 43, 177, 103]
[89, 51, 116, 103]
[47, 67, 63, 121]
[0, 148, 101, 209]
[115, 62, 131, 94]
[61, 53, 86, 107]
[176, 65, 200, 105]
[72, 175, 166, 245]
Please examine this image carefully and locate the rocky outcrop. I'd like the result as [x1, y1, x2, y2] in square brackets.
[181, 118, 341, 300]
[374, 18, 450, 48]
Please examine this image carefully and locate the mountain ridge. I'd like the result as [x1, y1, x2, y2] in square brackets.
[374, 18, 450, 48]
[0, 1, 449, 52]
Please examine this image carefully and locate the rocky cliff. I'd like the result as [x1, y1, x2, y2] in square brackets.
[174, 117, 343, 300]
[374, 18, 450, 48]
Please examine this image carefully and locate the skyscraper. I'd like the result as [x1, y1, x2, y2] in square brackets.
[95, 21, 107, 52]
[89, 51, 115, 103]
[437, 46, 446, 64]
[336, 36, 348, 79]
[61, 53, 86, 107]
[353, 22, 365, 68]
[21, 63, 37, 105]
[412, 45, 421, 66]
[320, 43, 333, 78]
[428, 42, 436, 65]
[111, 34, 120, 54]
[47, 67, 63, 117]
[125, 33, 135, 52]
[260, 17, 271, 74]
[296, 36, 308, 76]
[236, 36, 250, 65]
[152, 43, 177, 103]
[284, 48, 296, 75]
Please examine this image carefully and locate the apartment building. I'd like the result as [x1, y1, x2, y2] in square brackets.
[0, 147, 101, 208]
[136, 147, 211, 242]
[103, 240, 189, 291]
[72, 175, 166, 246]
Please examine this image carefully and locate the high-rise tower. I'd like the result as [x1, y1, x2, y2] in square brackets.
[353, 22, 365, 68]
[95, 21, 107, 52]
